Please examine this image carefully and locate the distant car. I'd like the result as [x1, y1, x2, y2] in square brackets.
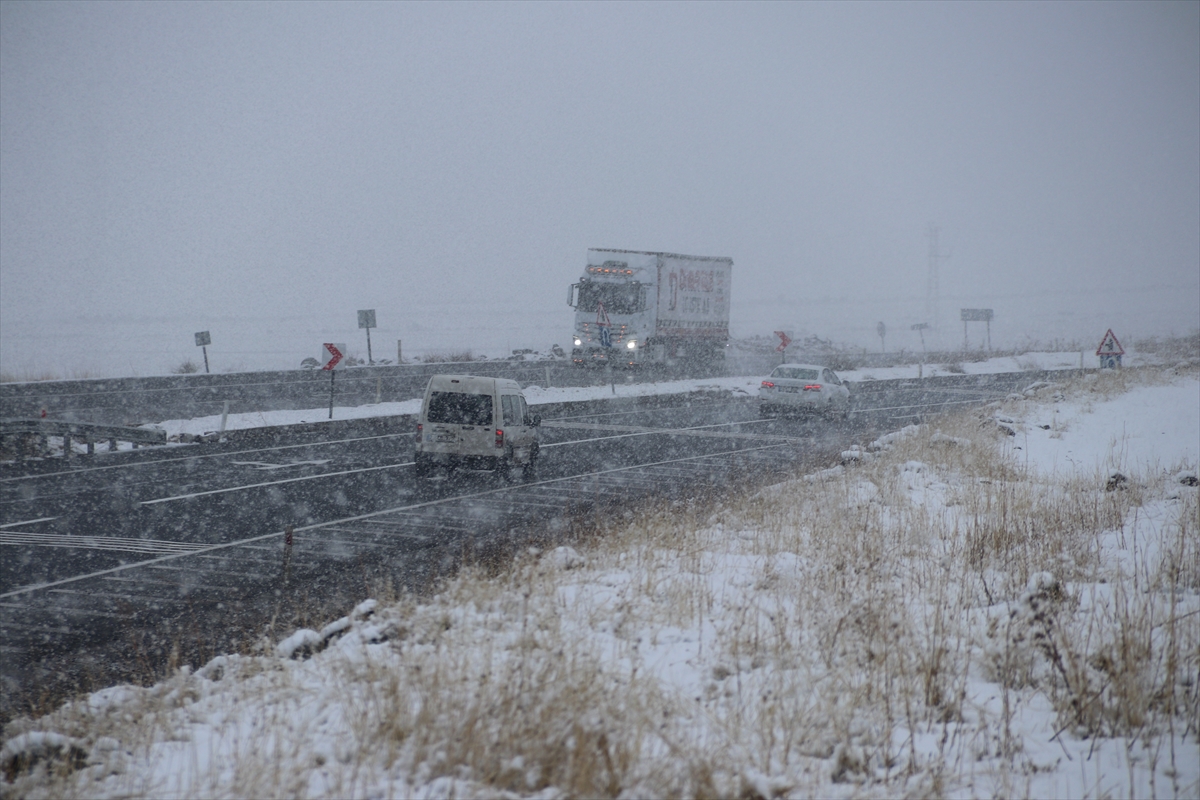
[759, 364, 850, 418]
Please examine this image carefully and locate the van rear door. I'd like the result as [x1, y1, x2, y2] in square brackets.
[425, 389, 496, 456]
[500, 393, 536, 462]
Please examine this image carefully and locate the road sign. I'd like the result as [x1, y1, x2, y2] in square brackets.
[597, 302, 612, 348]
[961, 309, 995, 351]
[357, 310, 377, 363]
[321, 342, 346, 370]
[194, 331, 212, 373]
[1095, 329, 1124, 356]
[774, 331, 791, 352]
[1096, 329, 1124, 369]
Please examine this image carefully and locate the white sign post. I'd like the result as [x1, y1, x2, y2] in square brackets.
[774, 330, 792, 364]
[194, 331, 212, 373]
[960, 309, 994, 351]
[322, 343, 346, 418]
[357, 310, 377, 364]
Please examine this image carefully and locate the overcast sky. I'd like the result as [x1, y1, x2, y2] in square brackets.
[2, 1, 1197, 376]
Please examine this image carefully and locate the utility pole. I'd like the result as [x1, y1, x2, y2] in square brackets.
[926, 224, 950, 334]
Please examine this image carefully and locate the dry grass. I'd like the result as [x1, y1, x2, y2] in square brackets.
[1133, 331, 1200, 364]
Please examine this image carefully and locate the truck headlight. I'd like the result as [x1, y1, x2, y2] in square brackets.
[573, 337, 582, 347]
[626, 339, 637, 349]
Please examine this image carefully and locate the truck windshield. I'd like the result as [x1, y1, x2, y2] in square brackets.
[426, 392, 493, 426]
[576, 282, 643, 314]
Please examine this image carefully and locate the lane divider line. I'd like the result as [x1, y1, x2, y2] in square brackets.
[544, 420, 809, 442]
[140, 416, 801, 504]
[0, 531, 205, 554]
[0, 432, 412, 484]
[140, 463, 407, 505]
[0, 441, 788, 599]
[0, 516, 58, 529]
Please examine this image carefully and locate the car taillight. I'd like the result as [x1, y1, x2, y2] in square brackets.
[803, 384, 822, 391]
[495, 429, 504, 448]
[761, 381, 775, 388]
[415, 423, 422, 443]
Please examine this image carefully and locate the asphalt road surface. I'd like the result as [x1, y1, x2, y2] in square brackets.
[0, 373, 1043, 721]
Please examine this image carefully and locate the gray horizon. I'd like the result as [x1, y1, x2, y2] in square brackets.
[2, 1, 1197, 377]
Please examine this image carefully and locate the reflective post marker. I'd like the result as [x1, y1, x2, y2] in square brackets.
[282, 526, 294, 586]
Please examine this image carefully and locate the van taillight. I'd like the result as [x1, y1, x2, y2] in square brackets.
[803, 384, 822, 391]
[415, 423, 422, 443]
[761, 381, 775, 388]
[495, 429, 504, 448]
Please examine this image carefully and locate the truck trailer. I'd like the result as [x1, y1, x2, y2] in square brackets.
[568, 248, 732, 368]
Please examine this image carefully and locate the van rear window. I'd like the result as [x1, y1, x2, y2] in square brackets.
[426, 392, 493, 426]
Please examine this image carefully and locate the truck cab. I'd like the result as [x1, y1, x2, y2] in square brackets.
[567, 259, 655, 367]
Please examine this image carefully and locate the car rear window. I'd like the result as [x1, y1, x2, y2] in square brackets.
[426, 391, 493, 426]
[772, 367, 819, 380]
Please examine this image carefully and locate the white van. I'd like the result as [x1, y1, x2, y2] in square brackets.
[414, 375, 541, 477]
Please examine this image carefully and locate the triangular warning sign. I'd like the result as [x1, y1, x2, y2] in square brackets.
[1095, 329, 1124, 356]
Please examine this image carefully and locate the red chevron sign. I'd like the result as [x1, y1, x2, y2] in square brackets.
[321, 342, 345, 370]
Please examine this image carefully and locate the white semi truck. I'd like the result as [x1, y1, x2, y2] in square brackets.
[568, 248, 732, 368]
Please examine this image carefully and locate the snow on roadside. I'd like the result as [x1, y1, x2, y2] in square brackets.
[149, 351, 1097, 440]
[5, 371, 1197, 799]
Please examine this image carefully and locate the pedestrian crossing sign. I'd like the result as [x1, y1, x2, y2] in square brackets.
[1095, 329, 1124, 356]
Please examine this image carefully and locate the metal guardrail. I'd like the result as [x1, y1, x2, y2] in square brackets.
[0, 349, 1078, 428]
[0, 361, 581, 427]
[0, 418, 166, 460]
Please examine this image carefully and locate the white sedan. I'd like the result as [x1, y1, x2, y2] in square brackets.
[759, 363, 851, 418]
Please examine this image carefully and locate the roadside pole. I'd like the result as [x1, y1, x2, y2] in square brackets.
[358, 310, 377, 365]
[328, 370, 336, 419]
[194, 331, 212, 374]
[774, 330, 791, 364]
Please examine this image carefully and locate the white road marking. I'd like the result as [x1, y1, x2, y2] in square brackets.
[0, 516, 58, 529]
[0, 530, 206, 554]
[143, 418, 791, 503]
[0, 433, 410, 483]
[229, 460, 332, 470]
[543, 420, 809, 442]
[140, 462, 406, 505]
[1, 441, 788, 599]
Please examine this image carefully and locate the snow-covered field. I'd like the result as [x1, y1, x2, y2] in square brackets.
[4, 367, 1198, 799]
[150, 350, 1108, 440]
